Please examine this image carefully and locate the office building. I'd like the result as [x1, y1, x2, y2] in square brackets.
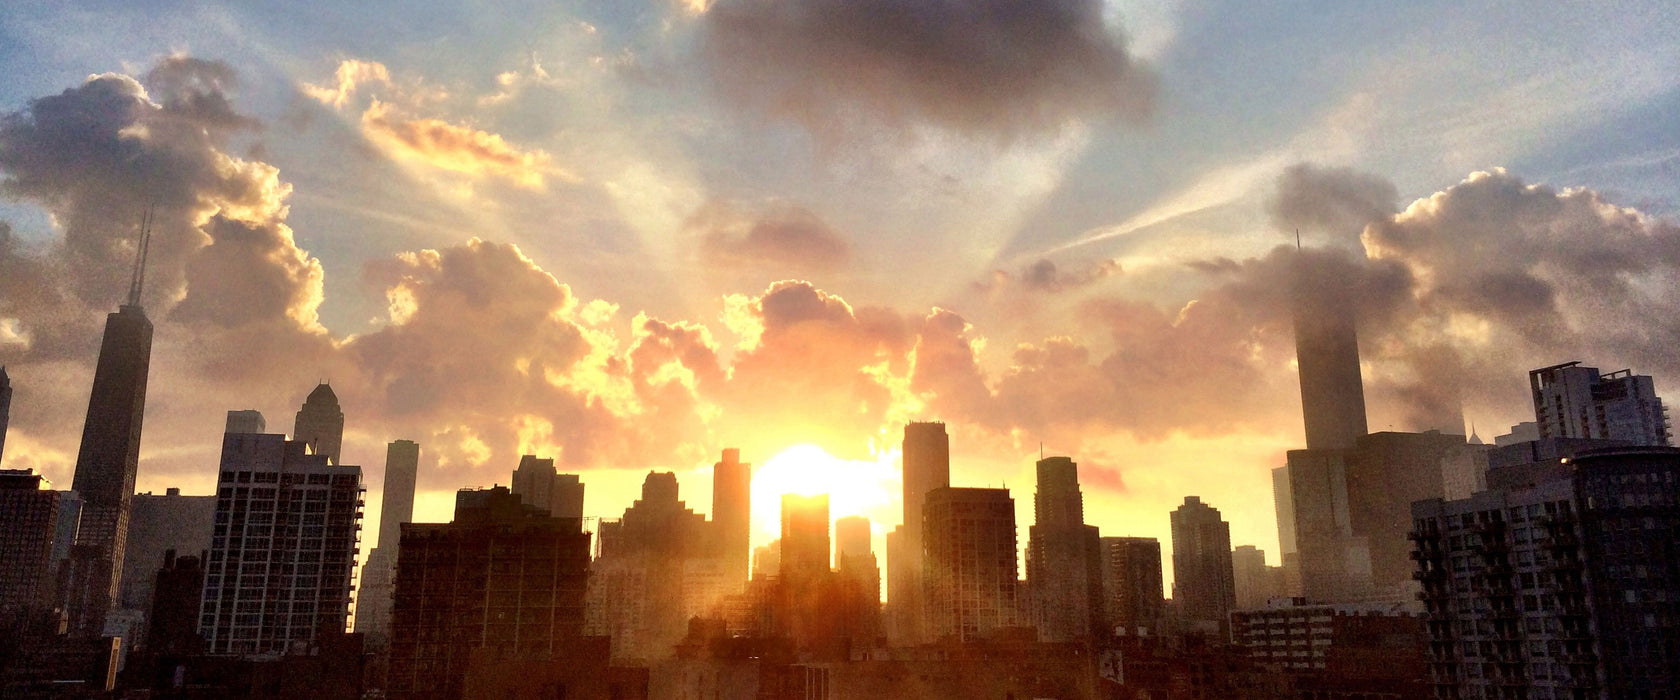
[292, 383, 344, 465]
[224, 410, 265, 435]
[0, 366, 11, 465]
[198, 428, 363, 655]
[1530, 361, 1671, 446]
[780, 494, 830, 580]
[356, 439, 420, 649]
[1170, 496, 1235, 635]
[922, 487, 1019, 642]
[835, 515, 881, 641]
[1026, 456, 1101, 642]
[144, 550, 206, 657]
[1292, 250, 1369, 451]
[119, 488, 214, 618]
[386, 486, 591, 700]
[1412, 446, 1680, 697]
[0, 470, 60, 621]
[63, 255, 154, 635]
[888, 421, 949, 645]
[1343, 430, 1463, 596]
[712, 448, 751, 584]
[1230, 598, 1426, 695]
[509, 454, 584, 519]
[1098, 536, 1164, 637]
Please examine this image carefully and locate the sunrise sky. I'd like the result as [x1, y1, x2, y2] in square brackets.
[2, 1, 1678, 587]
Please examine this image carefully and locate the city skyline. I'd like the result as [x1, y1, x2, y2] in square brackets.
[2, 2, 1680, 597]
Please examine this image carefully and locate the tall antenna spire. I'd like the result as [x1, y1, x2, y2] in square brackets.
[1295, 228, 1302, 251]
[127, 207, 153, 308]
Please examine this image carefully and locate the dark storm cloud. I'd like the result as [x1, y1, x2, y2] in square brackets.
[699, 0, 1156, 141]
[689, 200, 851, 272]
[1269, 163, 1399, 241]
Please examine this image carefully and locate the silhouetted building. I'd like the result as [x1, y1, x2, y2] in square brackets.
[199, 430, 363, 655]
[713, 448, 751, 584]
[356, 439, 420, 652]
[1098, 536, 1164, 637]
[386, 486, 591, 700]
[292, 383, 344, 465]
[753, 540, 780, 580]
[586, 471, 717, 662]
[1271, 466, 1304, 597]
[1231, 598, 1426, 695]
[923, 487, 1019, 642]
[1495, 421, 1540, 446]
[1293, 250, 1368, 451]
[509, 454, 584, 519]
[1171, 496, 1235, 636]
[0, 366, 11, 465]
[780, 494, 830, 580]
[1530, 361, 1671, 446]
[835, 515, 881, 644]
[1344, 430, 1464, 597]
[0, 470, 59, 622]
[224, 409, 266, 435]
[1412, 446, 1680, 697]
[1231, 545, 1286, 610]
[119, 488, 214, 621]
[1027, 456, 1101, 642]
[888, 421, 949, 645]
[64, 277, 154, 636]
[144, 549, 206, 658]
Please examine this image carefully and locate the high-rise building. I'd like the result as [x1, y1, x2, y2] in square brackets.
[119, 488, 214, 617]
[1170, 496, 1235, 635]
[889, 421, 949, 645]
[1271, 466, 1303, 597]
[780, 494, 830, 581]
[1530, 361, 1671, 446]
[0, 366, 11, 465]
[923, 487, 1019, 643]
[509, 454, 584, 519]
[1293, 250, 1369, 451]
[292, 383, 345, 465]
[1343, 430, 1464, 596]
[65, 259, 155, 636]
[386, 486, 591, 700]
[712, 448, 751, 584]
[585, 471, 713, 661]
[1026, 456, 1101, 642]
[835, 516, 882, 646]
[199, 430, 363, 655]
[1231, 545, 1284, 610]
[1098, 536, 1164, 636]
[1412, 446, 1680, 697]
[224, 410, 266, 435]
[0, 470, 60, 622]
[356, 439, 420, 649]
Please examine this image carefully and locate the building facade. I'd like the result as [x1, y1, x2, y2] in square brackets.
[1098, 536, 1164, 637]
[1411, 446, 1680, 698]
[198, 429, 363, 655]
[386, 486, 591, 700]
[889, 422, 949, 645]
[355, 439, 420, 650]
[923, 487, 1019, 642]
[1170, 496, 1235, 635]
[0, 470, 60, 622]
[1027, 456, 1101, 642]
[1530, 362, 1671, 446]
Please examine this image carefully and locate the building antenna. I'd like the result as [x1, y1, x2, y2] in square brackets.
[1295, 228, 1301, 251]
[127, 206, 153, 308]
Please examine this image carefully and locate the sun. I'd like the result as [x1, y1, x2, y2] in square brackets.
[749, 443, 901, 555]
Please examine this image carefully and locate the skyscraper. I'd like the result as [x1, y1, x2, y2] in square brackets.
[118, 488, 214, 619]
[712, 448, 751, 584]
[923, 486, 1019, 643]
[1292, 251, 1368, 451]
[585, 471, 711, 661]
[509, 454, 584, 519]
[65, 241, 155, 636]
[199, 429, 363, 655]
[1170, 496, 1235, 636]
[1230, 545, 1278, 609]
[780, 494, 830, 580]
[356, 439, 419, 649]
[889, 421, 949, 644]
[293, 383, 345, 465]
[835, 515, 882, 644]
[1098, 536, 1164, 636]
[1027, 456, 1101, 642]
[1530, 361, 1671, 446]
[0, 366, 12, 465]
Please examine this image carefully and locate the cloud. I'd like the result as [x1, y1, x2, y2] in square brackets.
[698, 0, 1156, 142]
[688, 200, 851, 273]
[975, 257, 1121, 296]
[1269, 162, 1398, 241]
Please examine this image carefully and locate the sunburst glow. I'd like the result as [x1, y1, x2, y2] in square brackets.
[750, 443, 901, 558]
